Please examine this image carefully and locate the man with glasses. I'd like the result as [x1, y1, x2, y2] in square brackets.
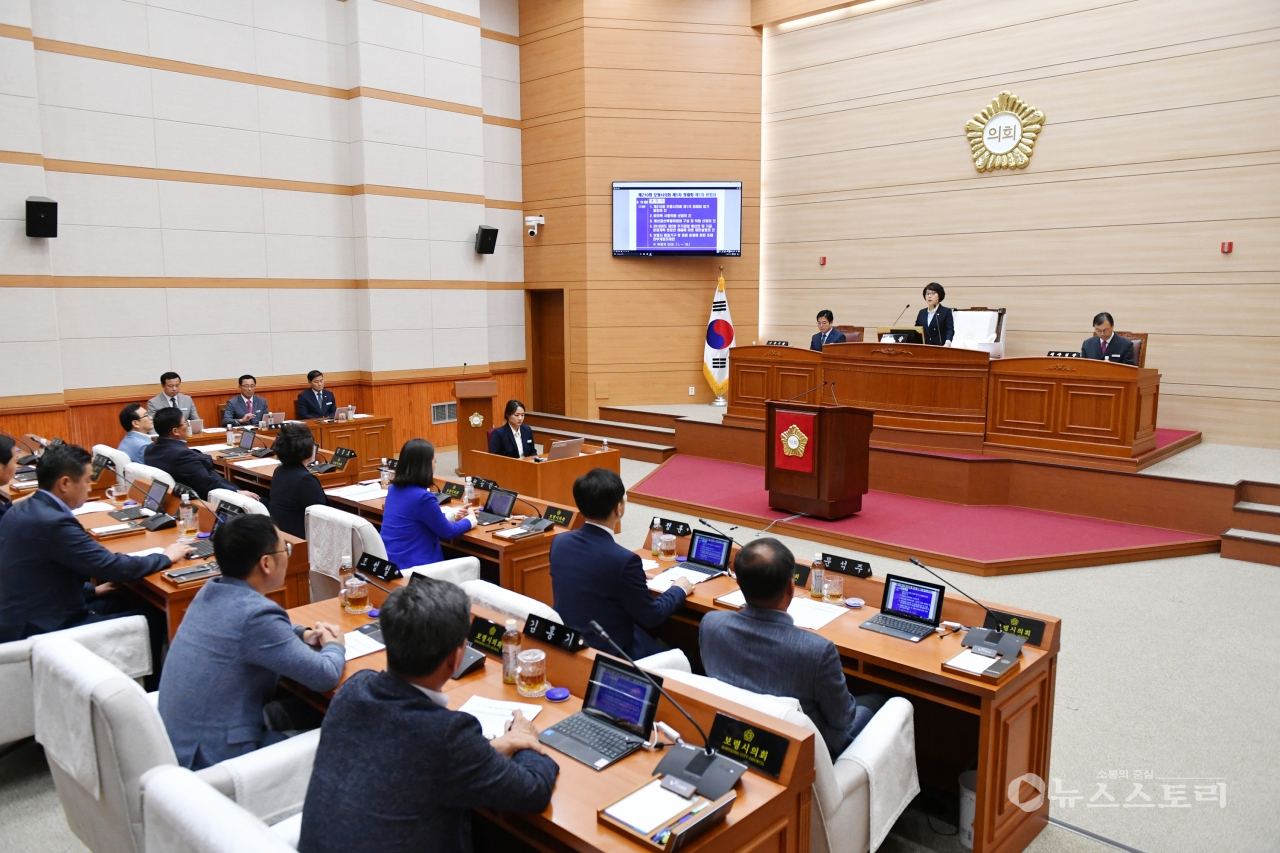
[145, 408, 253, 501]
[117, 403, 154, 463]
[223, 374, 269, 427]
[159, 514, 346, 770]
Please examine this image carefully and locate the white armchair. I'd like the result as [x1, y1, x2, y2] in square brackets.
[651, 668, 918, 853]
[92, 445, 132, 479]
[32, 637, 320, 853]
[304, 506, 386, 601]
[459, 580, 560, 623]
[208, 488, 270, 516]
[142, 766, 298, 853]
[124, 462, 175, 490]
[403, 557, 481, 586]
[951, 307, 1006, 358]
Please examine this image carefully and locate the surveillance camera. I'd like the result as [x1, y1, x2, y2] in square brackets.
[528, 226, 538, 237]
[525, 215, 544, 238]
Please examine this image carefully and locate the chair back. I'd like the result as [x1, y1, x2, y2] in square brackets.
[459, 580, 560, 623]
[34, 636, 177, 853]
[124, 462, 175, 490]
[93, 445, 132, 479]
[305, 505, 386, 600]
[834, 325, 863, 343]
[208, 488, 270, 517]
[1115, 330, 1148, 367]
[142, 766, 296, 853]
[404, 557, 481, 587]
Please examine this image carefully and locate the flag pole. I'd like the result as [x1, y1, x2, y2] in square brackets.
[711, 265, 728, 407]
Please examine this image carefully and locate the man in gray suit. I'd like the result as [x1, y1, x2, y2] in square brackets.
[700, 539, 885, 759]
[146, 372, 200, 423]
[158, 514, 346, 770]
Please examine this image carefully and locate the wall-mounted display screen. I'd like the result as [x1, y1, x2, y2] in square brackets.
[612, 181, 742, 256]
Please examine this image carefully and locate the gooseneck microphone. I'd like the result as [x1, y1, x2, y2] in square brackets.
[697, 517, 739, 543]
[909, 556, 1028, 659]
[908, 557, 1005, 633]
[784, 381, 828, 402]
[889, 303, 911, 327]
[513, 496, 544, 519]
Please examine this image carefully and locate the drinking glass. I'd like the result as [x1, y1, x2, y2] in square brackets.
[340, 577, 370, 614]
[516, 649, 548, 698]
[659, 534, 677, 561]
[108, 484, 128, 508]
[823, 573, 844, 603]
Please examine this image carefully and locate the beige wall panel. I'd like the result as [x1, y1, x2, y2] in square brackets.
[521, 70, 587, 120]
[584, 29, 761, 76]
[583, 68, 761, 115]
[521, 1, 585, 39]
[522, 157, 590, 202]
[585, 244, 760, 283]
[523, 241, 588, 283]
[526, 202, 588, 244]
[590, 0, 753, 29]
[583, 158, 761, 199]
[522, 117, 588, 166]
[1156, 396, 1280, 447]
[579, 289, 760, 329]
[582, 116, 761, 162]
[520, 27, 585, 83]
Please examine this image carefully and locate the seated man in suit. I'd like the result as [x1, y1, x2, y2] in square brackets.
[295, 370, 337, 420]
[810, 309, 847, 351]
[550, 468, 692, 658]
[298, 577, 559, 853]
[146, 371, 200, 423]
[117, 402, 153, 464]
[700, 538, 885, 759]
[223, 374, 269, 427]
[0, 435, 16, 522]
[1081, 312, 1136, 365]
[160, 514, 345, 770]
[0, 443, 186, 685]
[488, 399, 537, 459]
[145, 408, 256, 502]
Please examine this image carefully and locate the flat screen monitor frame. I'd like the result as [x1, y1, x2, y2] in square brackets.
[611, 181, 743, 257]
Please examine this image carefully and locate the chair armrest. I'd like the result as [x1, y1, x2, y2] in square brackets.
[637, 649, 691, 673]
[405, 557, 480, 586]
[0, 638, 34, 666]
[198, 729, 321, 824]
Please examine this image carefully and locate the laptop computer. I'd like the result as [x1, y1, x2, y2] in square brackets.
[219, 429, 256, 459]
[476, 487, 518, 526]
[110, 480, 171, 522]
[859, 574, 945, 642]
[539, 655, 663, 771]
[546, 437, 584, 461]
[671, 530, 734, 579]
[187, 501, 246, 559]
[188, 418, 204, 434]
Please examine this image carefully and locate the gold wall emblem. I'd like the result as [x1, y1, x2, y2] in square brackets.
[468, 412, 485, 427]
[966, 90, 1045, 172]
[780, 424, 809, 457]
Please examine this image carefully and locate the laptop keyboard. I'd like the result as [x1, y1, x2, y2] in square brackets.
[476, 511, 508, 525]
[188, 539, 215, 560]
[110, 507, 147, 521]
[554, 714, 635, 760]
[867, 613, 933, 637]
[673, 562, 720, 576]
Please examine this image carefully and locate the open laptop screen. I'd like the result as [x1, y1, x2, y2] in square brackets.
[686, 530, 732, 570]
[880, 574, 944, 626]
[484, 488, 517, 517]
[583, 657, 661, 738]
[142, 480, 170, 512]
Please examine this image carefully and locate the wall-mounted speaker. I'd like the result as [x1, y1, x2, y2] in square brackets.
[474, 225, 498, 254]
[26, 197, 57, 238]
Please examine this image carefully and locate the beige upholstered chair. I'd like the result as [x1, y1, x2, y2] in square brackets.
[123, 462, 175, 490]
[459, 579, 560, 623]
[92, 445, 132, 480]
[951, 307, 1006, 358]
[304, 505, 387, 601]
[208, 488, 270, 517]
[142, 766, 298, 852]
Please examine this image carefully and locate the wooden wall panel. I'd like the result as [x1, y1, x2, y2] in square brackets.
[521, 0, 762, 419]
[759, 0, 1280, 446]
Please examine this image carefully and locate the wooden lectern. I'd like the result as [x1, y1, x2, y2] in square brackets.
[765, 401, 873, 519]
[454, 380, 498, 476]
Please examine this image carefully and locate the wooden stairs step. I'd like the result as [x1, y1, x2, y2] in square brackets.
[1221, 528, 1280, 567]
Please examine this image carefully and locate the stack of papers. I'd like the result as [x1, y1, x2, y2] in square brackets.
[708, 590, 846, 630]
[201, 427, 226, 434]
[647, 567, 719, 593]
[325, 483, 387, 502]
[233, 458, 276, 469]
[72, 501, 115, 516]
[343, 628, 386, 661]
[457, 696, 542, 740]
[945, 649, 996, 676]
[127, 547, 166, 558]
[604, 779, 695, 835]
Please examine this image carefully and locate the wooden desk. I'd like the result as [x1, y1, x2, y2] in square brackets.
[323, 478, 582, 606]
[209, 451, 360, 493]
[286, 594, 817, 853]
[723, 345, 824, 428]
[463, 447, 621, 507]
[307, 415, 394, 481]
[985, 358, 1160, 468]
[642, 544, 1059, 853]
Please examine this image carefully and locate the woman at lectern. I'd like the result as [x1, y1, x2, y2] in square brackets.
[488, 399, 537, 459]
[915, 282, 954, 347]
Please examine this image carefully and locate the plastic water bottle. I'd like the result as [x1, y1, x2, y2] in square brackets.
[601, 438, 609, 454]
[651, 519, 663, 557]
[502, 619, 521, 684]
[810, 553, 825, 599]
[463, 477, 475, 508]
[178, 493, 198, 542]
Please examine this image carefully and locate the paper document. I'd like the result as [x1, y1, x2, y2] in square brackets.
[945, 649, 995, 676]
[647, 567, 719, 593]
[72, 501, 115, 516]
[642, 559, 660, 571]
[198, 445, 225, 455]
[457, 696, 542, 740]
[325, 483, 387, 501]
[714, 589, 746, 608]
[352, 413, 373, 418]
[201, 427, 226, 433]
[127, 547, 165, 558]
[604, 779, 694, 834]
[343, 628, 386, 661]
[233, 458, 276, 469]
[786, 598, 846, 631]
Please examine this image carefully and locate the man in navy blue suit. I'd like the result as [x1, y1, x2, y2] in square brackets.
[810, 310, 847, 351]
[1081, 312, 1136, 365]
[295, 370, 338, 420]
[550, 469, 692, 658]
[0, 444, 188, 683]
[145, 408, 254, 502]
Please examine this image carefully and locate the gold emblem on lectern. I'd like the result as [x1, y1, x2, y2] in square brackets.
[468, 412, 484, 427]
[966, 90, 1045, 172]
[780, 425, 808, 458]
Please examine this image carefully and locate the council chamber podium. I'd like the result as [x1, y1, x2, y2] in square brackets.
[765, 401, 873, 519]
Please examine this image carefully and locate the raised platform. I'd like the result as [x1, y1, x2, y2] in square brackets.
[630, 456, 1219, 576]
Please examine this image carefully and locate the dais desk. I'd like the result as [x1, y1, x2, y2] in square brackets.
[463, 447, 621, 508]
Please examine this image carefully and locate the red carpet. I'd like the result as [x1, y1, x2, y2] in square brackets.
[631, 456, 1213, 564]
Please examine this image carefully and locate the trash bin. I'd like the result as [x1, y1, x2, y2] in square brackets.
[958, 770, 978, 849]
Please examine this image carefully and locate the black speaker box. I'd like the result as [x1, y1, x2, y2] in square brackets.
[474, 225, 498, 254]
[26, 197, 57, 238]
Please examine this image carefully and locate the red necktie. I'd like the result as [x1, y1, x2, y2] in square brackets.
[1100, 338, 1108, 356]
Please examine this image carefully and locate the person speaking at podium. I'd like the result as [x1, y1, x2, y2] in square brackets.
[488, 399, 536, 459]
[295, 370, 337, 420]
[810, 310, 846, 351]
[1081, 313, 1136, 365]
[915, 282, 954, 346]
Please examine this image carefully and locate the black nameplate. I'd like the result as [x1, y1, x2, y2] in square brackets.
[356, 553, 401, 582]
[91, 453, 110, 482]
[765, 340, 790, 347]
[440, 481, 465, 499]
[822, 553, 872, 578]
[522, 613, 587, 652]
[471, 476, 499, 492]
[543, 505, 574, 527]
[385, 458, 398, 470]
[984, 611, 1046, 646]
[793, 563, 811, 587]
[708, 713, 789, 778]
[652, 517, 692, 537]
[468, 616, 507, 657]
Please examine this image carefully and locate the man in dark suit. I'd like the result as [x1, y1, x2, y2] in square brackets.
[488, 399, 537, 459]
[161, 515, 345, 769]
[295, 370, 337, 420]
[223, 374, 269, 427]
[145, 408, 253, 501]
[298, 578, 558, 853]
[550, 468, 691, 658]
[915, 282, 954, 346]
[0, 444, 187, 683]
[810, 309, 847, 351]
[1081, 312, 1136, 365]
[699, 538, 885, 759]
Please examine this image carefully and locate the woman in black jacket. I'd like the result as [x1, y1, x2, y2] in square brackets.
[914, 282, 954, 346]
[268, 423, 327, 539]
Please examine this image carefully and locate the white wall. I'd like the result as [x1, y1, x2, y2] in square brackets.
[0, 0, 524, 396]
